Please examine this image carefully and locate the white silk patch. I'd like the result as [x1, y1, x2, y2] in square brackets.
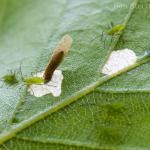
[28, 70, 63, 97]
[102, 49, 137, 75]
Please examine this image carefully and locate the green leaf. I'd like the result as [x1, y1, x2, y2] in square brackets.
[0, 0, 150, 149]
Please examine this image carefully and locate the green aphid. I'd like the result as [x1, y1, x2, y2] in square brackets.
[24, 77, 44, 86]
[3, 72, 18, 85]
[106, 24, 125, 36]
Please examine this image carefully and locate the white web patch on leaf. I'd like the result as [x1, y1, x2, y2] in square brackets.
[28, 70, 63, 97]
[102, 49, 137, 75]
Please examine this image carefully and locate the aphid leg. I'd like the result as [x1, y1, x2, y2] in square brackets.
[30, 88, 35, 95]
[0, 82, 4, 88]
[121, 38, 125, 45]
[30, 71, 36, 76]
[110, 35, 114, 43]
[47, 83, 57, 87]
[103, 36, 107, 49]
[0, 77, 5, 88]
[20, 63, 23, 80]
[5, 84, 9, 89]
[14, 70, 17, 77]
[121, 35, 125, 44]
[9, 70, 13, 74]
[110, 21, 114, 28]
[23, 83, 35, 95]
[110, 36, 113, 43]
[100, 31, 104, 41]
[0, 76, 4, 88]
[90, 30, 104, 43]
[106, 21, 114, 30]
[106, 23, 110, 30]
[103, 39, 106, 49]
[18, 84, 25, 91]
[91, 34, 101, 43]
[18, 63, 24, 80]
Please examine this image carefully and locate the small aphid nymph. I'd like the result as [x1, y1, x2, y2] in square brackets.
[92, 22, 125, 49]
[2, 71, 18, 86]
[24, 77, 44, 86]
[106, 24, 125, 36]
[44, 34, 73, 83]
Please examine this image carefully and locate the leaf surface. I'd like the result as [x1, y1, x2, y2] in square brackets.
[0, 0, 150, 149]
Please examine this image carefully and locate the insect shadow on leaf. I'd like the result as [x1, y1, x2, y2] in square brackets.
[87, 101, 131, 145]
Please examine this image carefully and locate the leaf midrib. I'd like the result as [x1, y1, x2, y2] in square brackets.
[0, 0, 142, 145]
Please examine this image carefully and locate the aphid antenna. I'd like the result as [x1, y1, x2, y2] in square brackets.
[100, 31, 105, 41]
[103, 37, 106, 49]
[18, 81, 28, 90]
[47, 83, 57, 87]
[106, 21, 115, 30]
[30, 88, 35, 95]
[110, 36, 115, 43]
[90, 31, 105, 45]
[120, 34, 125, 44]
[19, 62, 24, 80]
[106, 21, 113, 30]
[9, 70, 13, 74]
[92, 32, 106, 50]
[30, 72, 35, 76]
